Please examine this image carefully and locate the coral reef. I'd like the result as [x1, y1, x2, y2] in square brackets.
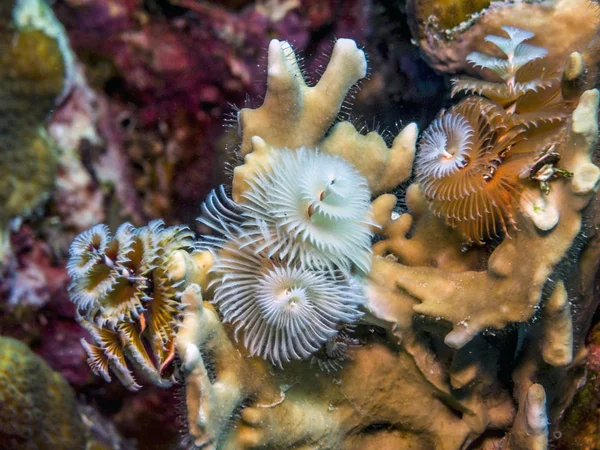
[2, 2, 394, 448]
[65, 16, 600, 447]
[0, 1, 579, 449]
[0, 336, 86, 449]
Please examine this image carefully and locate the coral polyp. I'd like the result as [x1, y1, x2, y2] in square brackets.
[210, 240, 364, 368]
[417, 97, 524, 243]
[67, 220, 194, 389]
[241, 147, 374, 274]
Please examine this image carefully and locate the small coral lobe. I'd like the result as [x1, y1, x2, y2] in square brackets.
[554, 322, 600, 449]
[67, 220, 194, 389]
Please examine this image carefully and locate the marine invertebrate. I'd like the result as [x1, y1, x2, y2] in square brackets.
[310, 329, 360, 373]
[241, 147, 374, 274]
[65, 15, 600, 450]
[416, 27, 582, 243]
[417, 111, 474, 179]
[416, 96, 523, 243]
[231, 38, 416, 200]
[452, 26, 571, 125]
[66, 224, 111, 281]
[383, 86, 599, 347]
[371, 84, 599, 450]
[169, 37, 446, 449]
[199, 153, 369, 366]
[209, 239, 364, 367]
[199, 29, 597, 449]
[67, 220, 194, 389]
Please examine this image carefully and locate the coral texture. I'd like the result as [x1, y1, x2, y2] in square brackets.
[0, 336, 86, 449]
[178, 33, 599, 449]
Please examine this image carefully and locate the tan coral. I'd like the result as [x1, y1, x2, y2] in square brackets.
[175, 284, 267, 450]
[381, 89, 599, 349]
[407, 0, 600, 76]
[172, 37, 526, 450]
[541, 281, 573, 367]
[176, 282, 515, 450]
[169, 36, 598, 449]
[238, 39, 367, 157]
[320, 121, 417, 195]
[508, 383, 549, 450]
[68, 17, 600, 450]
[233, 38, 417, 201]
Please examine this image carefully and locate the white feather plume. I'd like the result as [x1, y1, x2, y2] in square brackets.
[210, 240, 365, 367]
[416, 112, 474, 179]
[240, 147, 374, 274]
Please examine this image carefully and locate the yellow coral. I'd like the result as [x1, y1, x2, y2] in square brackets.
[0, 0, 73, 254]
[0, 336, 87, 449]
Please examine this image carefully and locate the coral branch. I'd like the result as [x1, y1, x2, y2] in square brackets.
[239, 38, 367, 156]
[541, 281, 573, 367]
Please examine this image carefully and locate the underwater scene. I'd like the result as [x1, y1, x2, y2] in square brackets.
[1, 0, 600, 449]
